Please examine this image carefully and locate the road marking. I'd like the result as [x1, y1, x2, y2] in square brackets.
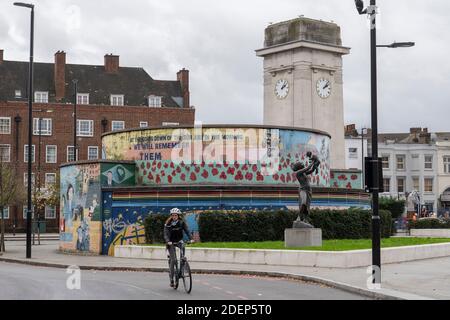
[237, 295, 249, 300]
[226, 290, 234, 295]
[212, 286, 222, 290]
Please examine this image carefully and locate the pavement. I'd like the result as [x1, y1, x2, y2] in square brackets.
[1, 240, 449, 300]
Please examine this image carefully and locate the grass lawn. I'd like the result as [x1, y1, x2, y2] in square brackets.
[147, 238, 450, 251]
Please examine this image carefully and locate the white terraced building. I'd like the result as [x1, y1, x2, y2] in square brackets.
[344, 126, 450, 216]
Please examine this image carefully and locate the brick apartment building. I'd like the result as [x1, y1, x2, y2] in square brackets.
[0, 49, 195, 232]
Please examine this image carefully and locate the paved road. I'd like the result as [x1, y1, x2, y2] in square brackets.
[0, 262, 368, 300]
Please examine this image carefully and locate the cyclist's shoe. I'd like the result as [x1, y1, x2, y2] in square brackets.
[170, 280, 174, 287]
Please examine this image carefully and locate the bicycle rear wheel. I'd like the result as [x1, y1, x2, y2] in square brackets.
[182, 260, 192, 294]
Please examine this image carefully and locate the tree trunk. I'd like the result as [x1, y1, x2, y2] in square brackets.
[0, 205, 5, 252]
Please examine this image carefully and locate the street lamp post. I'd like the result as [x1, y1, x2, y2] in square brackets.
[14, 2, 35, 259]
[36, 117, 44, 245]
[355, 0, 415, 284]
[73, 79, 78, 162]
[361, 127, 366, 189]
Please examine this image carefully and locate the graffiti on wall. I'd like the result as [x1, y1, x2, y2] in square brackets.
[101, 202, 200, 255]
[101, 192, 146, 255]
[59, 163, 102, 254]
[102, 127, 330, 187]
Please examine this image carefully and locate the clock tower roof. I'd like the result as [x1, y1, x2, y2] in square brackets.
[264, 17, 343, 48]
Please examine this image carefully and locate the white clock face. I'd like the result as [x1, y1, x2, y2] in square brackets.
[316, 78, 332, 99]
[275, 79, 289, 99]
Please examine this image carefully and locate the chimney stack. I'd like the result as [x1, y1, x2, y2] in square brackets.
[410, 127, 421, 134]
[0, 49, 4, 64]
[344, 124, 358, 137]
[54, 50, 66, 101]
[104, 54, 119, 73]
[177, 68, 190, 108]
[419, 128, 431, 144]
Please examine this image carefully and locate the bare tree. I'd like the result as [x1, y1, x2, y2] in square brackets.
[0, 157, 22, 252]
[32, 172, 60, 244]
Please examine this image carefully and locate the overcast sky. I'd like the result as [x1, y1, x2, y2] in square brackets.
[1, 0, 449, 133]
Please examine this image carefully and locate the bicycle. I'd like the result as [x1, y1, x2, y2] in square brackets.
[168, 240, 192, 294]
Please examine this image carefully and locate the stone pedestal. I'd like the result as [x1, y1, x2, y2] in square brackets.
[284, 228, 322, 248]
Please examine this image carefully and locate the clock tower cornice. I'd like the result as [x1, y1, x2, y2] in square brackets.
[256, 40, 350, 57]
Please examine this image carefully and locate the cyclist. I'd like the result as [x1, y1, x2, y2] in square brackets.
[164, 208, 194, 287]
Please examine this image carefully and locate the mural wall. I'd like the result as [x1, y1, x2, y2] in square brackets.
[102, 127, 331, 187]
[59, 161, 136, 254]
[101, 162, 135, 187]
[59, 163, 102, 254]
[330, 170, 363, 189]
[100, 188, 371, 254]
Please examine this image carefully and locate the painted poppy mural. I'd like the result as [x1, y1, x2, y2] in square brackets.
[102, 126, 331, 187]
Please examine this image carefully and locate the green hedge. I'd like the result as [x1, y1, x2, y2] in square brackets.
[379, 197, 405, 219]
[144, 214, 168, 244]
[408, 218, 450, 229]
[144, 209, 392, 243]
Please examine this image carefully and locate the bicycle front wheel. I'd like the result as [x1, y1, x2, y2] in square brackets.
[173, 258, 179, 290]
[182, 260, 192, 294]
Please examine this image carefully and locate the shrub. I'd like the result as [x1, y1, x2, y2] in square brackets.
[197, 208, 392, 242]
[144, 214, 168, 243]
[379, 197, 405, 219]
[408, 218, 450, 230]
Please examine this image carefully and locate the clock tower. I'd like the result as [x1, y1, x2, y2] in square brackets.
[256, 17, 350, 169]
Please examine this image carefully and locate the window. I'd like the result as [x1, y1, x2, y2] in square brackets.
[77, 93, 89, 105]
[33, 118, 52, 135]
[424, 202, 434, 213]
[444, 156, 450, 174]
[23, 206, 34, 219]
[67, 146, 78, 162]
[411, 154, 420, 171]
[76, 120, 94, 137]
[0, 117, 11, 134]
[396, 155, 406, 170]
[424, 155, 433, 170]
[140, 121, 148, 128]
[382, 156, 390, 169]
[34, 91, 48, 103]
[46, 145, 57, 163]
[424, 178, 434, 193]
[383, 178, 391, 193]
[162, 122, 180, 126]
[111, 121, 125, 131]
[110, 94, 124, 106]
[412, 177, 420, 192]
[348, 147, 358, 159]
[1, 207, 9, 219]
[23, 173, 35, 187]
[45, 206, 56, 219]
[88, 146, 98, 160]
[397, 177, 405, 193]
[45, 173, 56, 187]
[148, 95, 162, 107]
[15, 90, 21, 98]
[24, 145, 35, 163]
[0, 145, 11, 162]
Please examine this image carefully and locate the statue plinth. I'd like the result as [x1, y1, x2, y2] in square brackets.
[285, 228, 322, 248]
